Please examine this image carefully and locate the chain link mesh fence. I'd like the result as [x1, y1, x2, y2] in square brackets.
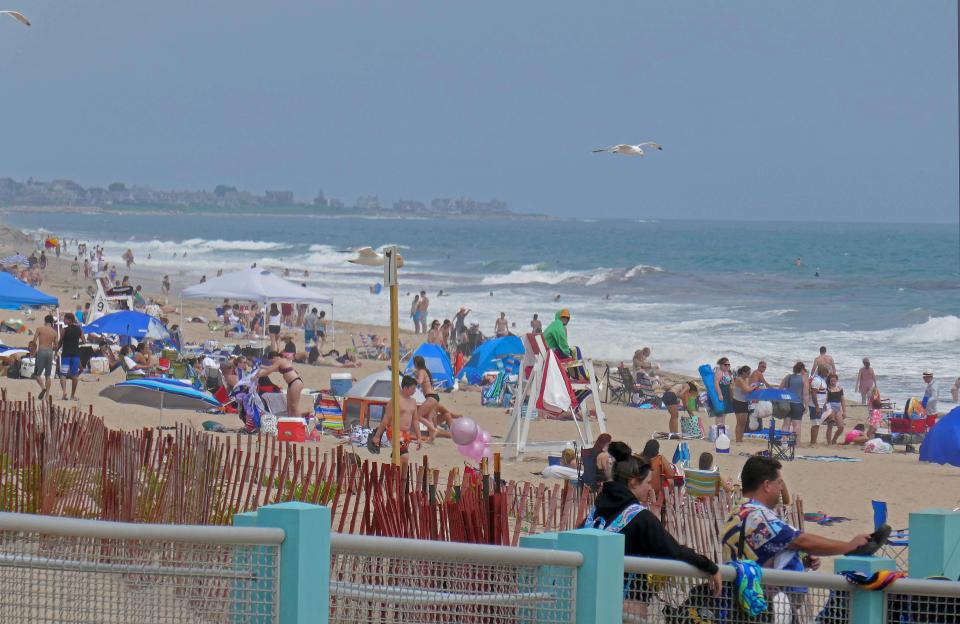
[0, 526, 280, 623]
[623, 557, 852, 624]
[886, 585, 960, 623]
[330, 536, 578, 624]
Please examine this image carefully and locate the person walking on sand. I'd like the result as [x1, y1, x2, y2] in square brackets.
[161, 275, 171, 300]
[494, 312, 509, 337]
[267, 304, 282, 352]
[453, 306, 470, 343]
[416, 290, 430, 331]
[56, 313, 83, 401]
[368, 375, 422, 471]
[731, 365, 753, 443]
[921, 370, 940, 419]
[409, 294, 421, 333]
[808, 364, 829, 445]
[813, 346, 836, 376]
[711, 357, 735, 432]
[820, 373, 847, 444]
[856, 357, 877, 404]
[30, 314, 57, 400]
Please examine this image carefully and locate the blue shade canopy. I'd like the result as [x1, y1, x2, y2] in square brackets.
[0, 254, 30, 267]
[83, 310, 170, 340]
[0, 272, 58, 309]
[403, 343, 454, 390]
[919, 406, 960, 468]
[459, 335, 524, 384]
[747, 388, 798, 402]
[100, 378, 220, 410]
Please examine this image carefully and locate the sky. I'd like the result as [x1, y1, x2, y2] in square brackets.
[0, 1, 957, 223]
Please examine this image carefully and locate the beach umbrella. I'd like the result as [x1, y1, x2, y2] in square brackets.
[0, 253, 30, 267]
[919, 406, 960, 468]
[83, 310, 170, 340]
[747, 388, 798, 402]
[100, 378, 220, 427]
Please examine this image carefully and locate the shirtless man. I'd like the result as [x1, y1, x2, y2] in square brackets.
[812, 346, 836, 376]
[748, 360, 772, 388]
[369, 375, 422, 469]
[30, 314, 58, 400]
[416, 290, 430, 330]
[494, 312, 509, 337]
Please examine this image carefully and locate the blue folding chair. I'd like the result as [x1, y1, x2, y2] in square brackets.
[872, 500, 910, 569]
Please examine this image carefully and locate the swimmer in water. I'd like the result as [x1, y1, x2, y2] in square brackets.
[794, 257, 802, 267]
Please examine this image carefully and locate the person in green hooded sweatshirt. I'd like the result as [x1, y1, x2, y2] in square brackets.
[543, 309, 572, 358]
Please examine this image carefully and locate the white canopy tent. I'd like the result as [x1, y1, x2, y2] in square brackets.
[180, 268, 334, 342]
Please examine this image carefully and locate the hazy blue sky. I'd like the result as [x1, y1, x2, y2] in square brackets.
[1, 1, 957, 222]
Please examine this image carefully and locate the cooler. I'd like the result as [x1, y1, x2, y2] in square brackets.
[277, 417, 306, 443]
[330, 373, 353, 397]
[89, 356, 109, 375]
[19, 357, 35, 378]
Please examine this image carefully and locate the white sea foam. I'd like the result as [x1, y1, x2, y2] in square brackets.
[480, 269, 584, 286]
[891, 315, 960, 344]
[624, 264, 664, 278]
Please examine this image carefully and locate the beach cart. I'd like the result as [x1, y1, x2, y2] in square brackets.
[886, 412, 936, 453]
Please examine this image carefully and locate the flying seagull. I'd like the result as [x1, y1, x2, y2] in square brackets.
[0, 10, 30, 27]
[592, 142, 663, 157]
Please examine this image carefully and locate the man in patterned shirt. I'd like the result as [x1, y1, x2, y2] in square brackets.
[722, 456, 870, 571]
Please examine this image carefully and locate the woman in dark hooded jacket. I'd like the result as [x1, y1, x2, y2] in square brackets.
[583, 441, 721, 596]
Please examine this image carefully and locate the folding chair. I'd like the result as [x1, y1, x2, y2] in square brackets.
[604, 364, 629, 404]
[872, 500, 909, 569]
[618, 367, 660, 405]
[579, 448, 600, 492]
[682, 468, 721, 498]
[767, 417, 796, 461]
[262, 392, 289, 418]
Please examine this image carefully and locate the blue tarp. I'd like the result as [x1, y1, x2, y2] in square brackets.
[919, 406, 960, 468]
[0, 272, 58, 310]
[403, 343, 455, 390]
[459, 335, 524, 384]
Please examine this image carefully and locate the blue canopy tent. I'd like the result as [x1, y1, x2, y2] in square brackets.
[919, 406, 960, 468]
[0, 272, 58, 309]
[403, 343, 455, 390]
[459, 335, 524, 384]
[83, 310, 171, 341]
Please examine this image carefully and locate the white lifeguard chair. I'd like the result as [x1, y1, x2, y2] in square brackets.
[503, 333, 607, 457]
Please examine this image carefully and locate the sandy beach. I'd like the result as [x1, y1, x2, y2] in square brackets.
[0, 227, 958, 544]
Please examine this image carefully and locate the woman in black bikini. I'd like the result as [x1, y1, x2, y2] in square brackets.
[413, 355, 441, 442]
[259, 351, 304, 417]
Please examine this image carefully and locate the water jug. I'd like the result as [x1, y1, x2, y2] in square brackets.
[715, 426, 731, 454]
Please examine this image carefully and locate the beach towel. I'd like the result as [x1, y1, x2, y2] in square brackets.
[797, 455, 862, 463]
[729, 560, 767, 617]
[803, 511, 853, 526]
[841, 570, 906, 590]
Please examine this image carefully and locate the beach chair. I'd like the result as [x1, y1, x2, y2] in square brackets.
[682, 468, 721, 498]
[872, 500, 909, 569]
[579, 448, 599, 492]
[262, 392, 288, 418]
[351, 334, 378, 359]
[767, 417, 796, 461]
[603, 364, 629, 405]
[617, 366, 659, 405]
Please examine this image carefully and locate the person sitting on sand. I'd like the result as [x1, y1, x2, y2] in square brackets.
[820, 373, 847, 444]
[257, 352, 306, 417]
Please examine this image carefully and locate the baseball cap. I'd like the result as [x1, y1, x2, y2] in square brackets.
[922, 370, 933, 376]
[559, 308, 571, 318]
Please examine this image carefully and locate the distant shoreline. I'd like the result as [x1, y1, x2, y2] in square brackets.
[0, 204, 555, 221]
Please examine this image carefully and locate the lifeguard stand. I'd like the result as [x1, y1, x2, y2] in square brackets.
[502, 333, 607, 457]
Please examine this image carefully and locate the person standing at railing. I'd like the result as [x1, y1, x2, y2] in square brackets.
[582, 441, 722, 605]
[722, 456, 872, 574]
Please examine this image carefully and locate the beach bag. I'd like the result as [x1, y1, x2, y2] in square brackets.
[260, 413, 278, 436]
[864, 438, 893, 454]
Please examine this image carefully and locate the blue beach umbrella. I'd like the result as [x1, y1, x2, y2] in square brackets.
[83, 310, 170, 340]
[919, 406, 960, 468]
[100, 378, 220, 427]
[747, 388, 798, 402]
[0, 253, 30, 267]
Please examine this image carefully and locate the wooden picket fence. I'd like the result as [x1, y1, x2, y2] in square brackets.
[0, 390, 588, 545]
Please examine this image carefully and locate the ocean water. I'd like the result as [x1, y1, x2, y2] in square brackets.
[5, 211, 959, 405]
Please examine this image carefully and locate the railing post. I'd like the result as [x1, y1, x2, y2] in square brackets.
[557, 528, 624, 623]
[233, 511, 273, 624]
[834, 555, 897, 624]
[520, 532, 563, 622]
[907, 508, 960, 579]
[254, 502, 330, 624]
